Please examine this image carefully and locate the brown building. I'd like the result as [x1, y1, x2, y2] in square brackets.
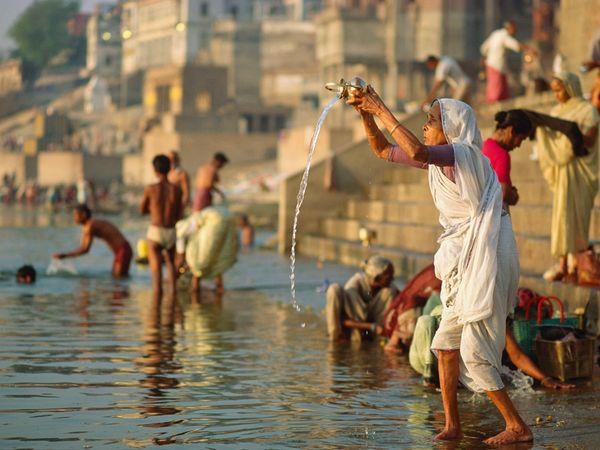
[0, 59, 23, 96]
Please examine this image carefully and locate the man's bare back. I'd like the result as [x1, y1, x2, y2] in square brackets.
[141, 181, 182, 228]
[85, 219, 128, 254]
[168, 167, 190, 206]
[195, 163, 219, 191]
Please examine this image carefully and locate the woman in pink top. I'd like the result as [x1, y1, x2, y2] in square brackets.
[482, 110, 533, 207]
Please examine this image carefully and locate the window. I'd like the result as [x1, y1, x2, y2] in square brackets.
[275, 115, 286, 131]
[156, 85, 170, 113]
[230, 5, 238, 19]
[200, 2, 208, 16]
[196, 92, 211, 112]
[259, 115, 269, 132]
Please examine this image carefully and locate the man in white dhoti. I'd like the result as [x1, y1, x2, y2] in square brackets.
[348, 88, 532, 445]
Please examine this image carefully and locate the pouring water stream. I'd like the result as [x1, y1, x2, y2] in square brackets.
[289, 96, 339, 311]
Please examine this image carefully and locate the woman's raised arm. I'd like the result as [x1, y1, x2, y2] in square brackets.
[349, 86, 429, 163]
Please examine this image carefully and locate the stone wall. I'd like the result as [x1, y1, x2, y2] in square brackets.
[37, 152, 122, 186]
[137, 129, 279, 184]
[556, 0, 600, 92]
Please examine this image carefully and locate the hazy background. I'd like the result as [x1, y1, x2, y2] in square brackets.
[0, 0, 98, 54]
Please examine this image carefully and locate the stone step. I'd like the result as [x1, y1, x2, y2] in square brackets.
[320, 216, 551, 274]
[518, 273, 597, 315]
[381, 166, 428, 185]
[298, 234, 433, 280]
[368, 183, 434, 202]
[346, 199, 439, 225]
[321, 217, 441, 253]
[514, 233, 553, 274]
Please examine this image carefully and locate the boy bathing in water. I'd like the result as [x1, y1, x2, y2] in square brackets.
[141, 155, 183, 301]
[53, 204, 132, 277]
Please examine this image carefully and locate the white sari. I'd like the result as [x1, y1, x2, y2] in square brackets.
[429, 99, 519, 392]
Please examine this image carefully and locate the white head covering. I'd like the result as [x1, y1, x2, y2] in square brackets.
[435, 98, 483, 151]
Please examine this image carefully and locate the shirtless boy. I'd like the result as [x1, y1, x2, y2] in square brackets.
[168, 150, 191, 208]
[193, 152, 229, 211]
[141, 154, 183, 300]
[54, 204, 133, 277]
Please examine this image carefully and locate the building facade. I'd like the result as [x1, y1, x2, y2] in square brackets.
[86, 3, 123, 80]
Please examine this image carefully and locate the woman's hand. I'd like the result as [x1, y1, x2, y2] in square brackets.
[347, 85, 388, 117]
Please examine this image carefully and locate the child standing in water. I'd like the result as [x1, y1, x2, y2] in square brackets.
[141, 155, 183, 301]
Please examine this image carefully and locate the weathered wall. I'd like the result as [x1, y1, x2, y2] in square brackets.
[557, 0, 600, 92]
[138, 128, 278, 185]
[123, 154, 144, 186]
[38, 152, 84, 186]
[277, 125, 355, 175]
[37, 152, 122, 186]
[0, 152, 26, 184]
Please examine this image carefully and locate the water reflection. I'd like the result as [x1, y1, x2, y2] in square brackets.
[136, 295, 182, 420]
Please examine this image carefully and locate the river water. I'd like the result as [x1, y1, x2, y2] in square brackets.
[0, 208, 599, 449]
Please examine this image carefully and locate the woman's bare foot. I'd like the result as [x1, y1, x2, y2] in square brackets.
[435, 427, 463, 441]
[483, 426, 533, 446]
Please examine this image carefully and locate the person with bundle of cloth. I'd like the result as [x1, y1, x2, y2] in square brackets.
[349, 83, 531, 444]
[175, 205, 238, 296]
[326, 255, 398, 342]
[382, 263, 441, 353]
[520, 72, 599, 282]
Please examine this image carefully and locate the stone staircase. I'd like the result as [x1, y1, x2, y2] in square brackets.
[294, 104, 600, 315]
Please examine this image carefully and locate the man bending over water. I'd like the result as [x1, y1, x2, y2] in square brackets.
[54, 204, 133, 277]
[141, 155, 183, 301]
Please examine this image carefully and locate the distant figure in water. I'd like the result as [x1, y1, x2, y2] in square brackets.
[53, 204, 132, 278]
[16, 265, 36, 284]
[237, 214, 255, 250]
[141, 155, 183, 301]
[326, 255, 398, 342]
[168, 150, 191, 210]
[193, 152, 228, 211]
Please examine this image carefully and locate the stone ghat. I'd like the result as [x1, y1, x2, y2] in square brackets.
[278, 94, 600, 324]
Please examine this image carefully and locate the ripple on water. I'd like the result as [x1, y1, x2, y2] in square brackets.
[0, 221, 599, 448]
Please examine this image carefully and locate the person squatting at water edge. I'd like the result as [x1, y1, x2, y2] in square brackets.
[348, 86, 532, 445]
[141, 155, 183, 302]
[53, 204, 133, 278]
[326, 255, 398, 342]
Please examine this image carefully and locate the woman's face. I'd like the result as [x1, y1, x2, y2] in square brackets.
[422, 103, 447, 146]
[500, 126, 527, 151]
[551, 78, 570, 103]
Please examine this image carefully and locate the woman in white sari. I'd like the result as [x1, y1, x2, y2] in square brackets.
[349, 88, 532, 445]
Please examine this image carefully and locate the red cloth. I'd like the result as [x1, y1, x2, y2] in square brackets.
[482, 138, 512, 185]
[383, 264, 441, 338]
[485, 65, 510, 103]
[193, 188, 212, 212]
[112, 242, 132, 277]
